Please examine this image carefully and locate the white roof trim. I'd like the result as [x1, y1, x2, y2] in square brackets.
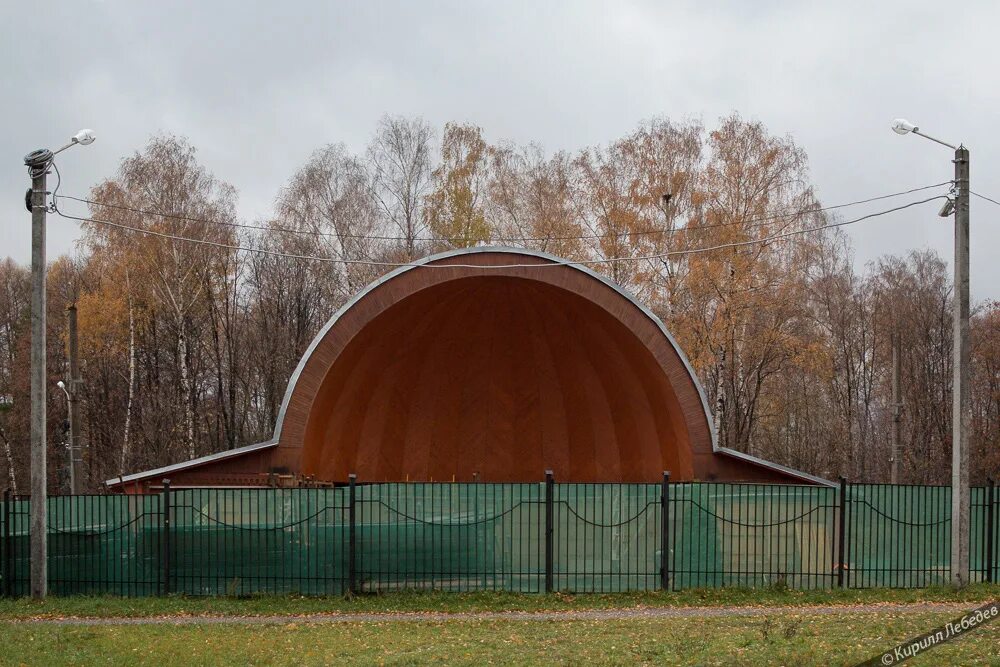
[715, 447, 835, 487]
[105, 439, 277, 487]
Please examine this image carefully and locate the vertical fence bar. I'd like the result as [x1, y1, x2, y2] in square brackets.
[824, 485, 835, 590]
[348, 474, 357, 595]
[544, 471, 553, 593]
[672, 483, 681, 591]
[2, 490, 10, 598]
[660, 472, 670, 591]
[986, 479, 995, 584]
[161, 479, 171, 595]
[837, 477, 848, 589]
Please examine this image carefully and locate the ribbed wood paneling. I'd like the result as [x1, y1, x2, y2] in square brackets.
[278, 257, 708, 482]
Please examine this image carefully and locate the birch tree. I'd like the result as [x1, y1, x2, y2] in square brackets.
[368, 115, 434, 259]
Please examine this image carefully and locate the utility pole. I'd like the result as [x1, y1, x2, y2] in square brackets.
[951, 145, 970, 587]
[891, 119, 971, 587]
[67, 304, 83, 494]
[890, 332, 902, 484]
[24, 150, 49, 600]
[21, 129, 95, 601]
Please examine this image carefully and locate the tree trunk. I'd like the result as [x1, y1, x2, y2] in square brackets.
[177, 324, 195, 460]
[121, 272, 137, 475]
[713, 345, 726, 444]
[0, 427, 16, 495]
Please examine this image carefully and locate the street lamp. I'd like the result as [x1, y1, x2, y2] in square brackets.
[23, 128, 96, 600]
[891, 118, 957, 150]
[891, 118, 970, 587]
[56, 381, 77, 494]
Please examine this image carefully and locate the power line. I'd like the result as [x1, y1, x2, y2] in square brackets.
[53, 196, 946, 269]
[972, 191, 1000, 207]
[56, 181, 951, 245]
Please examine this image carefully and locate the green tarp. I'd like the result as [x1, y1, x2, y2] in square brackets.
[1, 483, 996, 597]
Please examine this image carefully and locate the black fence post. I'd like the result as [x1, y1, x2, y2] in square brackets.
[544, 470, 554, 593]
[348, 474, 357, 595]
[837, 476, 849, 589]
[661, 471, 670, 591]
[161, 479, 171, 595]
[986, 478, 995, 584]
[2, 490, 10, 598]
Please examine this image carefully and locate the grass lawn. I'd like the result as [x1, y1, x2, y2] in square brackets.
[0, 610, 998, 666]
[0, 584, 997, 620]
[1, 587, 998, 665]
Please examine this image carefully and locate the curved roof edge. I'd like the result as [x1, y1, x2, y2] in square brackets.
[272, 245, 719, 448]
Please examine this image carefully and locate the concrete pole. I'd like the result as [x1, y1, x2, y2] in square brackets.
[951, 146, 970, 587]
[27, 162, 48, 599]
[64, 406, 73, 495]
[67, 304, 82, 494]
[890, 332, 902, 484]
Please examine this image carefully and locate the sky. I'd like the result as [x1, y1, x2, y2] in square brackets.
[3, 0, 998, 299]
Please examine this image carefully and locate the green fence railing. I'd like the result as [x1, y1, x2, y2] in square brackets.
[0, 478, 996, 597]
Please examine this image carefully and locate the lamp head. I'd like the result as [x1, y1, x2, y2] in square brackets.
[72, 129, 96, 146]
[57, 380, 65, 389]
[938, 198, 955, 218]
[891, 118, 918, 136]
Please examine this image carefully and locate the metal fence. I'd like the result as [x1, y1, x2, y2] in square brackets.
[1, 477, 997, 597]
[670, 482, 839, 590]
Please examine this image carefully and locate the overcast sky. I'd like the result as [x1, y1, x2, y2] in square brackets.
[3, 1, 998, 299]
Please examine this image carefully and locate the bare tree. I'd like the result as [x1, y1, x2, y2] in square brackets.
[368, 115, 434, 259]
[277, 144, 384, 295]
[0, 259, 30, 493]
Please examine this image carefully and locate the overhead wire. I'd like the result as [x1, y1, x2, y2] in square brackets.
[52, 196, 948, 269]
[972, 191, 1000, 208]
[55, 181, 952, 245]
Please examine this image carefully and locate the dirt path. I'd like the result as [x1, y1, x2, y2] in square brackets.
[2, 601, 983, 626]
